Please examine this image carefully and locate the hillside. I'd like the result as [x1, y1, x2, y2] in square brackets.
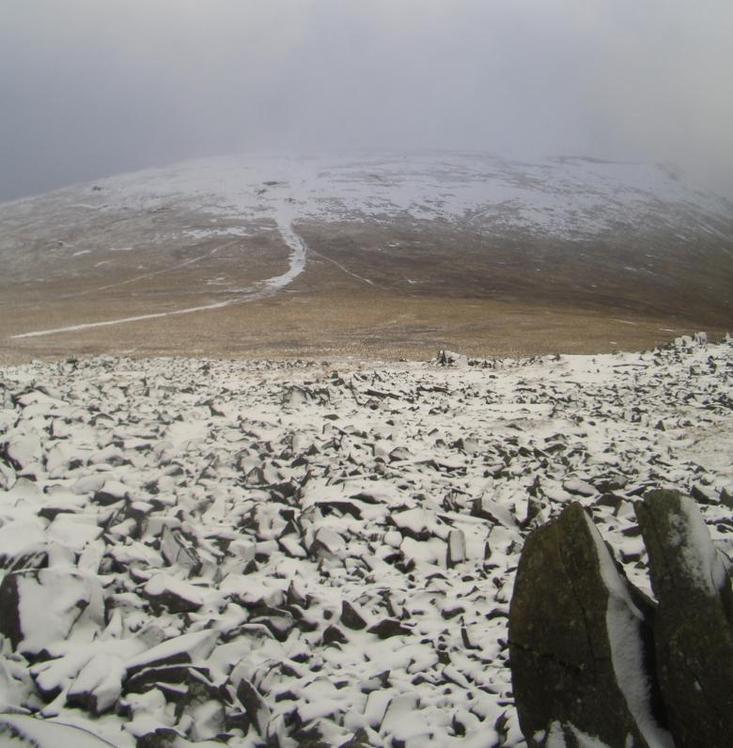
[1, 153, 731, 363]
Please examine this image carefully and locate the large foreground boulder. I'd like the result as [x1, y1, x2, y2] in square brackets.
[509, 502, 670, 747]
[636, 490, 733, 747]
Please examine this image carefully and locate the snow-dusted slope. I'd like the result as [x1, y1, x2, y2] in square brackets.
[3, 152, 732, 244]
[0, 335, 731, 746]
[3, 151, 732, 348]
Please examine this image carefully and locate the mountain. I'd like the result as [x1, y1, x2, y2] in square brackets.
[1, 152, 731, 363]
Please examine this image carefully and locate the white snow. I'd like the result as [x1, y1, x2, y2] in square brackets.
[586, 514, 674, 748]
[0, 714, 119, 746]
[674, 495, 729, 595]
[0, 335, 731, 744]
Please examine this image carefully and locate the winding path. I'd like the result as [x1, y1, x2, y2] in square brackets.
[11, 214, 308, 340]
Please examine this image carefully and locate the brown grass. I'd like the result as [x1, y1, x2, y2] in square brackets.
[1, 218, 730, 366]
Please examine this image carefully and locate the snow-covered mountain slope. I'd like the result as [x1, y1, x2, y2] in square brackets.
[0, 335, 731, 746]
[1, 152, 731, 363]
[3, 152, 732, 241]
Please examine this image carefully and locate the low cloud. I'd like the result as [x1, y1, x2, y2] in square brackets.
[1, 0, 732, 200]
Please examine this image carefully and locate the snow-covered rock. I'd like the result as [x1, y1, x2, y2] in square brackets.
[508, 503, 667, 748]
[636, 490, 733, 747]
[0, 335, 730, 744]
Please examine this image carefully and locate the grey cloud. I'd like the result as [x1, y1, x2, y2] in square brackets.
[1, 0, 732, 201]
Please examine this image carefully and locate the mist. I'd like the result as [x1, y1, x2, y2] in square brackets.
[2, 0, 733, 202]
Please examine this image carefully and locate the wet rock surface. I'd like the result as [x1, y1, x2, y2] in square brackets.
[0, 335, 731, 745]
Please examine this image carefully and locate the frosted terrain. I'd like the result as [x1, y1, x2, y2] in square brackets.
[56, 153, 733, 238]
[0, 335, 731, 746]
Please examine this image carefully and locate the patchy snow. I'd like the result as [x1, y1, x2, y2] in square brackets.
[3, 152, 732, 342]
[10, 219, 309, 340]
[46, 152, 730, 240]
[0, 334, 731, 744]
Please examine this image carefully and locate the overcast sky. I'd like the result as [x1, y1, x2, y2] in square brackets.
[2, 0, 732, 201]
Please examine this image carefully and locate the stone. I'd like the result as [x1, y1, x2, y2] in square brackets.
[509, 502, 668, 747]
[436, 350, 468, 367]
[636, 490, 733, 747]
[0, 459, 16, 491]
[368, 619, 411, 639]
[124, 664, 214, 702]
[234, 677, 270, 737]
[0, 574, 23, 648]
[159, 526, 201, 576]
[143, 574, 204, 614]
[0, 569, 105, 655]
[446, 529, 467, 568]
[339, 728, 371, 747]
[322, 625, 348, 646]
[67, 653, 126, 714]
[126, 631, 218, 676]
[340, 601, 367, 631]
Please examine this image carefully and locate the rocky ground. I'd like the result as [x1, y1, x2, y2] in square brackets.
[0, 334, 732, 746]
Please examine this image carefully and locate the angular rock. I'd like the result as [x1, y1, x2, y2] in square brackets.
[160, 526, 201, 576]
[2, 433, 42, 471]
[322, 624, 348, 646]
[0, 458, 16, 491]
[124, 664, 214, 702]
[509, 502, 669, 748]
[234, 676, 270, 737]
[142, 574, 204, 614]
[636, 490, 733, 747]
[340, 601, 367, 631]
[471, 496, 518, 529]
[67, 653, 126, 714]
[368, 618, 411, 639]
[126, 630, 218, 676]
[339, 728, 371, 748]
[446, 528, 466, 568]
[0, 573, 23, 648]
[0, 569, 104, 654]
[0, 519, 47, 570]
[436, 350, 468, 367]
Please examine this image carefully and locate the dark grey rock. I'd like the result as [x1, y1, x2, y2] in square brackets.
[339, 727, 371, 747]
[322, 624, 348, 646]
[160, 526, 201, 575]
[446, 529, 466, 568]
[340, 601, 367, 631]
[0, 572, 23, 648]
[235, 677, 270, 737]
[368, 619, 411, 639]
[509, 502, 664, 747]
[636, 489, 733, 747]
[143, 587, 203, 615]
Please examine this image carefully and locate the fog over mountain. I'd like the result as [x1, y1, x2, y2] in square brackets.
[2, 0, 733, 202]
